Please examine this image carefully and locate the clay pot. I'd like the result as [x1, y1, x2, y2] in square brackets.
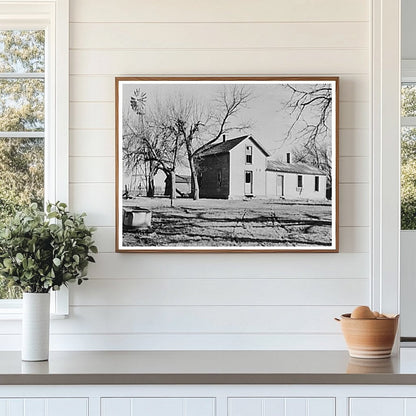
[337, 313, 399, 359]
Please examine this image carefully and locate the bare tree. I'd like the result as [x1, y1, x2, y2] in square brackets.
[283, 84, 332, 150]
[125, 90, 186, 204]
[197, 85, 252, 153]
[282, 83, 333, 193]
[173, 85, 253, 200]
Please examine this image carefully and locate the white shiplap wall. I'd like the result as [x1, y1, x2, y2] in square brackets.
[58, 0, 371, 350]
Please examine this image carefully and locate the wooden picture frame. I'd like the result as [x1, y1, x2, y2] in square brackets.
[115, 77, 339, 253]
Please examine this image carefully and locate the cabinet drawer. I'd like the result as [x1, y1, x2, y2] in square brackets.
[228, 397, 335, 416]
[101, 397, 215, 416]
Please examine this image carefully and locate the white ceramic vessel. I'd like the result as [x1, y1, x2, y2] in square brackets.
[22, 293, 50, 361]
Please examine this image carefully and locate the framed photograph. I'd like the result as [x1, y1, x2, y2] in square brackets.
[115, 77, 339, 252]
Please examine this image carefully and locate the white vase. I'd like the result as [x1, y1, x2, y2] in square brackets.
[22, 293, 50, 361]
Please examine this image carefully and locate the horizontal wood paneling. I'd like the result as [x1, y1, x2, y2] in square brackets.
[86, 253, 369, 279]
[339, 102, 369, 129]
[69, 183, 114, 226]
[69, 129, 114, 157]
[70, 22, 368, 50]
[70, 103, 114, 129]
[59, 0, 373, 351]
[339, 184, 369, 227]
[91, 227, 115, 253]
[339, 157, 369, 183]
[70, 49, 368, 76]
[70, 0, 369, 23]
[71, 277, 368, 306]
[69, 157, 114, 183]
[55, 305, 351, 334]
[0, 305, 353, 335]
[69, 75, 369, 103]
[0, 333, 347, 351]
[339, 227, 369, 253]
[339, 129, 369, 157]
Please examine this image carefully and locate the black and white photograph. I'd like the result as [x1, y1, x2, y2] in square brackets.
[116, 77, 338, 252]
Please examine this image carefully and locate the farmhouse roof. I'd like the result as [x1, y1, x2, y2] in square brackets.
[266, 160, 326, 176]
[197, 135, 270, 157]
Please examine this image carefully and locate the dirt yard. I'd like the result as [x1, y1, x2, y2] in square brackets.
[122, 197, 333, 248]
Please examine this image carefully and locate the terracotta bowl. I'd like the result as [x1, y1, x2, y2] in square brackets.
[338, 313, 399, 359]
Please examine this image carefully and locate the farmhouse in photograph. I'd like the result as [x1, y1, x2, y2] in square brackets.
[196, 135, 327, 200]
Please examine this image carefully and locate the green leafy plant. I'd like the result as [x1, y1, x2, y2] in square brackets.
[0, 202, 97, 293]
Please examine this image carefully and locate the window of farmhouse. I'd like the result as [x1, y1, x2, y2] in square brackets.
[245, 145, 253, 164]
[315, 176, 320, 192]
[401, 82, 416, 230]
[297, 175, 303, 188]
[0, 30, 45, 299]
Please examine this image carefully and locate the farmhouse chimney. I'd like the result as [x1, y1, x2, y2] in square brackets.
[222, 134, 226, 143]
[286, 152, 291, 163]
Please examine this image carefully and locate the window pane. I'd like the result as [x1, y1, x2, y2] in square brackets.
[401, 127, 416, 230]
[315, 176, 320, 192]
[0, 30, 45, 73]
[0, 78, 44, 131]
[0, 137, 44, 215]
[0, 138, 44, 299]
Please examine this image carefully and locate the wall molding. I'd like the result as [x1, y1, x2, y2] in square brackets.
[371, 0, 401, 315]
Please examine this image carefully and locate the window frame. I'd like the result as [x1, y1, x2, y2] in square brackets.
[245, 145, 253, 164]
[297, 175, 303, 188]
[0, 0, 69, 317]
[314, 176, 320, 192]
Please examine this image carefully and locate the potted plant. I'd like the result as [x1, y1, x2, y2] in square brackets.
[0, 202, 97, 361]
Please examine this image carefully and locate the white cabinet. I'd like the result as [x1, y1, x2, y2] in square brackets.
[228, 397, 335, 416]
[101, 398, 215, 416]
[0, 398, 88, 416]
[349, 398, 416, 416]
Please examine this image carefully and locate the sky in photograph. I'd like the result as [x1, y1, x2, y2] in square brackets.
[121, 80, 333, 159]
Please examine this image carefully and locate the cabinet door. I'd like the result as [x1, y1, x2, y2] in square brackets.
[350, 398, 404, 416]
[228, 397, 335, 416]
[350, 398, 416, 416]
[101, 398, 215, 416]
[0, 398, 88, 416]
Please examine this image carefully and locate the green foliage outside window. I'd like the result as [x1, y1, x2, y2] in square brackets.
[401, 85, 416, 230]
[0, 30, 45, 298]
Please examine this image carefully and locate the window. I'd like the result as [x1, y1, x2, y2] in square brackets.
[245, 170, 253, 194]
[0, 29, 45, 300]
[286, 152, 291, 163]
[217, 169, 222, 187]
[401, 81, 416, 230]
[315, 176, 320, 192]
[245, 145, 252, 164]
[0, 1, 69, 314]
[297, 175, 303, 188]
